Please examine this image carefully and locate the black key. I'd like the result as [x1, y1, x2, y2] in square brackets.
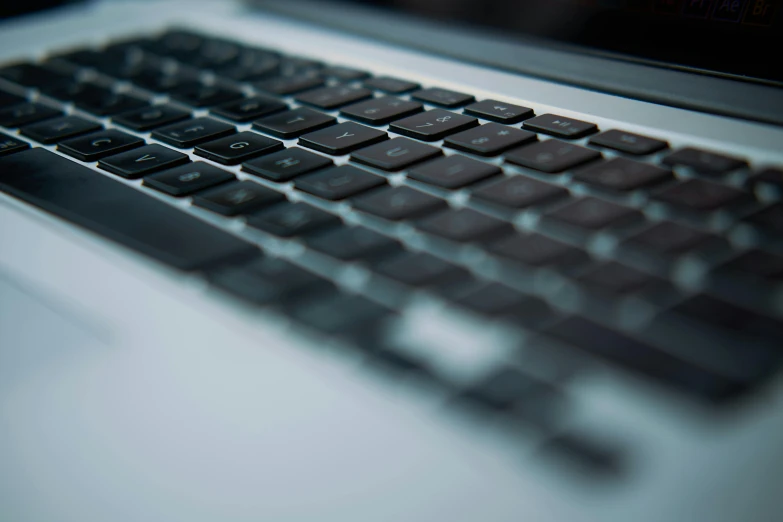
[319, 66, 370, 82]
[243, 147, 332, 182]
[623, 222, 718, 255]
[295, 85, 372, 110]
[589, 129, 668, 156]
[444, 124, 537, 156]
[389, 109, 478, 141]
[542, 316, 744, 402]
[193, 131, 283, 165]
[247, 202, 340, 237]
[254, 74, 324, 95]
[112, 104, 191, 131]
[350, 137, 441, 171]
[489, 233, 589, 267]
[505, 140, 601, 173]
[747, 168, 783, 190]
[452, 283, 528, 316]
[407, 155, 500, 189]
[184, 38, 241, 70]
[471, 175, 568, 209]
[216, 49, 280, 82]
[545, 197, 642, 230]
[210, 96, 287, 122]
[670, 295, 783, 342]
[418, 208, 512, 242]
[152, 117, 236, 148]
[411, 87, 475, 108]
[0, 88, 25, 109]
[170, 83, 243, 108]
[463, 99, 534, 124]
[306, 226, 399, 261]
[129, 67, 197, 93]
[745, 203, 783, 234]
[0, 63, 73, 88]
[363, 76, 419, 94]
[288, 292, 391, 337]
[719, 250, 783, 280]
[253, 108, 335, 139]
[40, 80, 108, 102]
[523, 113, 598, 139]
[572, 158, 673, 191]
[0, 132, 30, 157]
[278, 57, 324, 76]
[461, 367, 561, 414]
[374, 252, 462, 286]
[193, 181, 285, 216]
[353, 186, 447, 221]
[577, 262, 662, 294]
[76, 92, 148, 117]
[340, 97, 423, 126]
[0, 102, 62, 128]
[539, 433, 624, 476]
[299, 121, 387, 155]
[20, 115, 101, 145]
[0, 148, 256, 271]
[98, 144, 190, 179]
[663, 147, 747, 175]
[58, 129, 144, 162]
[142, 162, 235, 196]
[295, 165, 386, 200]
[652, 179, 751, 211]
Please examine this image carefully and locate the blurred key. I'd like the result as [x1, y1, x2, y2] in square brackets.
[471, 175, 568, 209]
[0, 132, 30, 157]
[418, 208, 512, 242]
[295, 165, 386, 200]
[718, 250, 783, 280]
[663, 147, 747, 174]
[363, 76, 420, 94]
[142, 162, 234, 196]
[0, 102, 62, 128]
[243, 147, 332, 182]
[623, 222, 718, 255]
[353, 186, 447, 220]
[577, 262, 663, 294]
[340, 96, 423, 126]
[545, 197, 642, 230]
[745, 203, 783, 235]
[589, 129, 667, 155]
[253, 107, 335, 139]
[374, 252, 463, 286]
[307, 226, 400, 260]
[113, 104, 191, 131]
[653, 179, 751, 211]
[296, 85, 372, 110]
[505, 140, 601, 173]
[193, 181, 285, 216]
[211, 95, 287, 122]
[444, 123, 537, 156]
[247, 202, 340, 237]
[408, 155, 500, 189]
[489, 233, 589, 267]
[20, 115, 101, 144]
[412, 87, 474, 108]
[463, 99, 534, 124]
[572, 158, 672, 191]
[523, 113, 597, 139]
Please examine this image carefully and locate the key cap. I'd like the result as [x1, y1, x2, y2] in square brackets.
[578, 262, 663, 294]
[20, 115, 102, 145]
[307, 226, 400, 261]
[411, 87, 474, 108]
[298, 121, 388, 155]
[539, 433, 624, 476]
[545, 197, 642, 230]
[295, 85, 372, 110]
[363, 76, 419, 94]
[0, 63, 73, 88]
[461, 367, 562, 415]
[193, 131, 283, 165]
[288, 292, 392, 337]
[418, 208, 512, 242]
[719, 250, 783, 280]
[39, 80, 107, 102]
[98, 144, 190, 179]
[389, 109, 478, 141]
[350, 137, 441, 171]
[193, 180, 285, 216]
[170, 83, 243, 108]
[0, 102, 62, 128]
[747, 168, 783, 190]
[254, 74, 324, 95]
[278, 57, 324, 76]
[745, 203, 783, 235]
[210, 95, 287, 122]
[217, 53, 281, 82]
[407, 154, 500, 189]
[623, 222, 718, 255]
[0, 148, 256, 271]
[340, 96, 423, 126]
[463, 99, 534, 124]
[589, 129, 668, 155]
[247, 201, 340, 237]
[523, 113, 598, 139]
[353, 186, 447, 221]
[572, 158, 673, 191]
[152, 117, 236, 148]
[505, 140, 601, 173]
[670, 295, 783, 341]
[77, 91, 148, 117]
[253, 108, 335, 139]
[58, 129, 144, 162]
[471, 175, 568, 209]
[444, 123, 537, 156]
[112, 104, 191, 131]
[294, 165, 386, 200]
[142, 162, 235, 196]
[0, 132, 30, 157]
[489, 233, 589, 267]
[319, 66, 370, 82]
[0, 88, 25, 109]
[663, 147, 747, 175]
[652, 179, 751, 211]
[374, 252, 462, 286]
[452, 283, 529, 316]
[130, 66, 197, 93]
[242, 147, 332, 181]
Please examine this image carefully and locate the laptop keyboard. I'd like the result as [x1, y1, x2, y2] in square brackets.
[2, 28, 783, 470]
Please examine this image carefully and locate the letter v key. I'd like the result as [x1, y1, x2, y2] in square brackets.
[135, 154, 156, 163]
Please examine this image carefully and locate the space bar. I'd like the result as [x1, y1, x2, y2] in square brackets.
[0, 148, 257, 271]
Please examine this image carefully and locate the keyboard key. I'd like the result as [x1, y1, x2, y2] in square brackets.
[589, 129, 668, 155]
[58, 129, 144, 161]
[444, 123, 537, 156]
[98, 144, 190, 179]
[254, 74, 324, 95]
[194, 131, 283, 165]
[623, 222, 718, 255]
[0, 133, 30, 157]
[577, 262, 663, 294]
[572, 158, 673, 191]
[20, 115, 101, 144]
[0, 102, 62, 128]
[505, 140, 601, 173]
[243, 147, 332, 181]
[353, 186, 447, 220]
[350, 137, 441, 171]
[170, 83, 243, 107]
[319, 66, 370, 82]
[545, 197, 642, 230]
[747, 168, 783, 190]
[745, 203, 783, 234]
[670, 295, 783, 341]
[76, 91, 148, 117]
[113, 104, 191, 131]
[152, 117, 236, 148]
[0, 148, 256, 271]
[471, 175, 569, 209]
[253, 107, 336, 139]
[295, 85, 372, 110]
[216, 51, 280, 82]
[0, 63, 73, 88]
[299, 121, 388, 155]
[461, 367, 561, 415]
[662, 147, 747, 175]
[0, 88, 25, 109]
[306, 226, 399, 261]
[452, 283, 529, 316]
[340, 96, 423, 126]
[523, 113, 598, 139]
[41, 81, 108, 103]
[374, 252, 462, 286]
[142, 162, 235, 196]
[129, 66, 197, 93]
[652, 179, 751, 211]
[288, 292, 391, 337]
[210, 95, 287, 122]
[719, 250, 783, 280]
[411, 87, 474, 108]
[418, 208, 512, 242]
[363, 76, 419, 94]
[389, 109, 478, 141]
[193, 181, 285, 216]
[463, 99, 534, 124]
[295, 165, 386, 200]
[488, 233, 589, 267]
[247, 201, 340, 237]
[407, 154, 500, 189]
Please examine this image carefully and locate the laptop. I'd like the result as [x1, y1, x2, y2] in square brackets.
[1, 0, 782, 520]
